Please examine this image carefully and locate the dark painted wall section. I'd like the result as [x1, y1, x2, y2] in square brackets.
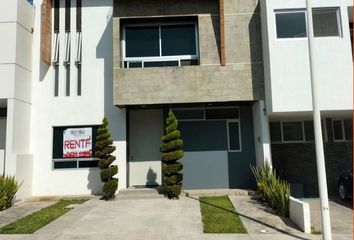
[228, 105, 256, 189]
[180, 121, 227, 151]
[178, 104, 256, 189]
[272, 118, 353, 197]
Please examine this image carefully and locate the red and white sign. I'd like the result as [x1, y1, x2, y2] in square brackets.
[63, 128, 92, 158]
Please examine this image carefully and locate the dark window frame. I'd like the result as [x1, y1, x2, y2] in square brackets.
[312, 8, 342, 38]
[332, 119, 353, 142]
[52, 125, 100, 170]
[275, 9, 307, 39]
[270, 120, 328, 143]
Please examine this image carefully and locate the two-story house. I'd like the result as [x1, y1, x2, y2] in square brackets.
[261, 0, 353, 197]
[0, 0, 352, 199]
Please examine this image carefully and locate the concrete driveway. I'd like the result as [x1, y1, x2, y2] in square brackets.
[0, 195, 251, 240]
[305, 198, 353, 239]
[0, 192, 352, 240]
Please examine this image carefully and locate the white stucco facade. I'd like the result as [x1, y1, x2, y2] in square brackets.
[261, 0, 353, 115]
[30, 0, 127, 196]
[0, 0, 34, 199]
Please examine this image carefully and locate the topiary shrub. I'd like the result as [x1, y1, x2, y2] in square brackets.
[95, 117, 118, 200]
[0, 175, 21, 211]
[160, 110, 184, 199]
[251, 163, 290, 217]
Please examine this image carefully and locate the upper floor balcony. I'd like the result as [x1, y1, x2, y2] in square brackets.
[261, 0, 353, 114]
[113, 0, 264, 106]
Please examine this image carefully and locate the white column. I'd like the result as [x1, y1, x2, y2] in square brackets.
[306, 1, 332, 239]
[252, 100, 272, 168]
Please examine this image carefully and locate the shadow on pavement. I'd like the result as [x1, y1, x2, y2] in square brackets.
[330, 197, 353, 209]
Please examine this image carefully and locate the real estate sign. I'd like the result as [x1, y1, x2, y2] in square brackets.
[63, 128, 92, 158]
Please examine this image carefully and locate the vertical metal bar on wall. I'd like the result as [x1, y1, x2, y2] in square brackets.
[305, 1, 332, 239]
[219, 0, 226, 66]
[76, 0, 82, 96]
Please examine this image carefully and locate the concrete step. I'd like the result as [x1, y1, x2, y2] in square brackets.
[117, 187, 165, 200]
[182, 188, 255, 198]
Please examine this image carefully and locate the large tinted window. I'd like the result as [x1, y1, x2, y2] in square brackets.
[275, 11, 307, 38]
[332, 120, 344, 141]
[344, 119, 352, 140]
[270, 122, 282, 142]
[125, 27, 160, 57]
[161, 25, 196, 56]
[313, 9, 341, 37]
[228, 122, 241, 151]
[282, 122, 304, 141]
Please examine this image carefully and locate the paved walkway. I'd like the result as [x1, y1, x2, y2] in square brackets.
[229, 196, 320, 240]
[305, 198, 353, 235]
[0, 201, 55, 228]
[0, 194, 351, 240]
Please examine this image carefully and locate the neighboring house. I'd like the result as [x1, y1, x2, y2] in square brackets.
[261, 0, 353, 197]
[0, 0, 352, 199]
[0, 0, 34, 199]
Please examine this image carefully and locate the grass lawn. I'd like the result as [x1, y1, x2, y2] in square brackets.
[199, 196, 247, 233]
[0, 199, 88, 234]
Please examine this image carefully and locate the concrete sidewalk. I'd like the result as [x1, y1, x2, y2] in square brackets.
[0, 194, 351, 240]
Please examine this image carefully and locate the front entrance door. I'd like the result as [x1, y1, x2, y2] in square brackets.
[129, 109, 163, 187]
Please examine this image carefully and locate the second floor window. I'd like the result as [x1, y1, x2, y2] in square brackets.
[122, 20, 199, 68]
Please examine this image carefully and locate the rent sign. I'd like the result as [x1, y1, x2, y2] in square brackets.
[63, 128, 92, 158]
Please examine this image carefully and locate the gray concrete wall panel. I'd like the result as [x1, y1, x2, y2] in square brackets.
[181, 151, 229, 189]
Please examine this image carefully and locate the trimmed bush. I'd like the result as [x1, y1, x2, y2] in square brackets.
[160, 110, 184, 199]
[163, 173, 183, 186]
[161, 130, 181, 143]
[0, 175, 21, 211]
[95, 117, 118, 200]
[160, 139, 183, 152]
[100, 165, 118, 182]
[162, 163, 183, 176]
[161, 150, 184, 162]
[251, 164, 290, 217]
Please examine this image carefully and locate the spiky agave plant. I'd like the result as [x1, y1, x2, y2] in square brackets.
[251, 163, 290, 217]
[160, 110, 184, 199]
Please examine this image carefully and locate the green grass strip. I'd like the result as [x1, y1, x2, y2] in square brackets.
[0, 199, 88, 234]
[199, 196, 247, 234]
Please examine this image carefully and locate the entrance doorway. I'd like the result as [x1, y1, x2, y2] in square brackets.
[128, 109, 163, 187]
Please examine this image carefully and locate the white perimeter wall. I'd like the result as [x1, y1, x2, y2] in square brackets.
[31, 0, 127, 196]
[261, 0, 353, 114]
